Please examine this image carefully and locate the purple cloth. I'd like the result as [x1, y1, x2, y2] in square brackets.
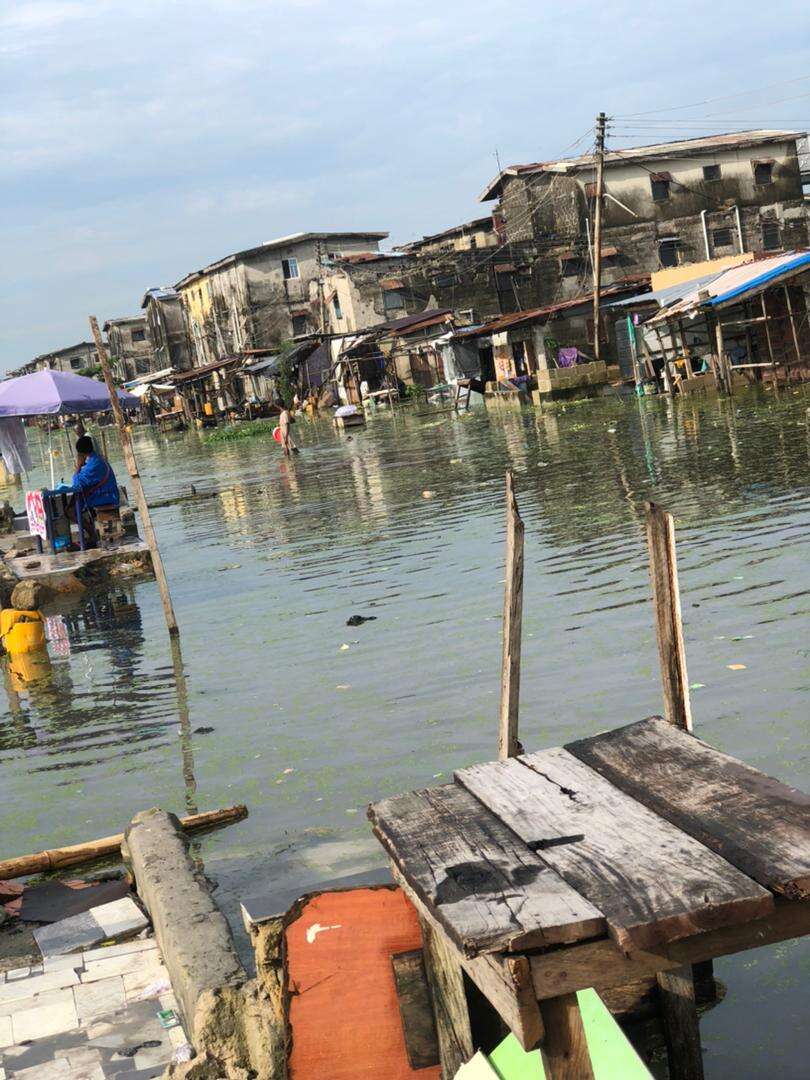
[0, 370, 138, 416]
[557, 348, 579, 368]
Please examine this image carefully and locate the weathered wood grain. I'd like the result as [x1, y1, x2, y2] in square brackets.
[645, 502, 692, 731]
[391, 863, 545, 1051]
[530, 900, 810, 1000]
[538, 993, 595, 1080]
[456, 748, 773, 952]
[391, 949, 440, 1070]
[419, 914, 474, 1077]
[499, 471, 525, 760]
[368, 783, 605, 956]
[567, 716, 810, 899]
[656, 966, 705, 1080]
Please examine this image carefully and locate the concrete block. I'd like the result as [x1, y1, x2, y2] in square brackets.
[81, 951, 158, 984]
[74, 975, 126, 1022]
[0, 1015, 12, 1048]
[0, 968, 79, 1006]
[92, 898, 147, 940]
[5, 967, 29, 981]
[34, 912, 103, 958]
[80, 937, 157, 964]
[11, 993, 78, 1042]
[0, 986, 76, 1021]
[122, 808, 245, 1035]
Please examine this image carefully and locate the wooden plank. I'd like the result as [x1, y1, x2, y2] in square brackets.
[644, 502, 692, 731]
[391, 950, 441, 1070]
[391, 864, 545, 1052]
[418, 913, 474, 1076]
[656, 966, 705, 1080]
[567, 716, 810, 899]
[538, 993, 595, 1080]
[530, 899, 810, 1000]
[499, 471, 525, 760]
[368, 784, 605, 956]
[456, 749, 773, 952]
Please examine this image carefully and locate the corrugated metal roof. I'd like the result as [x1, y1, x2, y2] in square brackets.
[459, 280, 649, 336]
[648, 251, 810, 323]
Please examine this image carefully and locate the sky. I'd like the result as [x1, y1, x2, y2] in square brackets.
[1, 0, 808, 372]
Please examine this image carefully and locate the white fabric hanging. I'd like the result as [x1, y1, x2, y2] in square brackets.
[0, 418, 33, 474]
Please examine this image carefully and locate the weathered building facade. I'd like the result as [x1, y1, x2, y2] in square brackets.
[396, 215, 500, 257]
[141, 288, 193, 373]
[103, 316, 154, 382]
[28, 341, 99, 375]
[480, 130, 809, 314]
[175, 231, 387, 367]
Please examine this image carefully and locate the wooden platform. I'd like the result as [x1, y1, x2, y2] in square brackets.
[4, 541, 153, 592]
[369, 716, 810, 1077]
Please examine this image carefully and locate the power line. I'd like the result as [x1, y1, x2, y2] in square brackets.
[614, 75, 810, 119]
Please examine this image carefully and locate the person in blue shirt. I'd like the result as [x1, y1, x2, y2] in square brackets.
[67, 435, 120, 509]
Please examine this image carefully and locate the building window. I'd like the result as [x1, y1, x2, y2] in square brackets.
[703, 164, 721, 182]
[383, 289, 405, 313]
[650, 177, 671, 202]
[291, 314, 308, 336]
[754, 161, 774, 186]
[70, 356, 82, 369]
[282, 257, 300, 280]
[131, 329, 146, 342]
[332, 295, 343, 321]
[712, 227, 733, 249]
[658, 238, 679, 268]
[560, 256, 583, 278]
[761, 221, 781, 250]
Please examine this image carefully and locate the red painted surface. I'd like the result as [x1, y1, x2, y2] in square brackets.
[286, 886, 441, 1079]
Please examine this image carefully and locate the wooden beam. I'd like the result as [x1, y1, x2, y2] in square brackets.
[538, 992, 595, 1080]
[369, 784, 604, 955]
[414, 914, 473, 1077]
[656, 965, 705, 1080]
[761, 293, 777, 371]
[391, 864, 545, 1052]
[566, 716, 810, 899]
[529, 900, 810, 999]
[456, 749, 771, 953]
[499, 471, 525, 760]
[391, 949, 441, 1070]
[89, 315, 179, 637]
[644, 501, 692, 732]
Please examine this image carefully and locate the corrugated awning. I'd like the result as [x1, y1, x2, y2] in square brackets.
[494, 262, 516, 273]
[650, 171, 672, 182]
[380, 279, 405, 290]
[171, 357, 242, 383]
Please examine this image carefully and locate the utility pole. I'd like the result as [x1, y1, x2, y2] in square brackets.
[592, 112, 607, 364]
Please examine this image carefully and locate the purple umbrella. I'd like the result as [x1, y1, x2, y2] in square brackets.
[0, 369, 138, 416]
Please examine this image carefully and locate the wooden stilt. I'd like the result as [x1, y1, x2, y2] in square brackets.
[644, 502, 692, 732]
[89, 315, 179, 637]
[656, 965, 705, 1080]
[784, 285, 802, 386]
[712, 317, 729, 394]
[761, 293, 776, 383]
[499, 471, 525, 760]
[418, 915, 474, 1078]
[538, 993, 595, 1080]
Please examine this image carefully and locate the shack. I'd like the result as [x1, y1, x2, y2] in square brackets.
[618, 250, 810, 393]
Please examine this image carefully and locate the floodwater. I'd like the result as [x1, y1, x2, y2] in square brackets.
[1, 389, 808, 1078]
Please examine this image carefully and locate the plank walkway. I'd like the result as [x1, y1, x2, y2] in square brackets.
[368, 715, 810, 1074]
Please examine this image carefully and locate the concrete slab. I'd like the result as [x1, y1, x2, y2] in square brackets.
[34, 912, 102, 958]
[0, 1017, 12, 1050]
[0, 969, 79, 1006]
[11, 993, 79, 1042]
[82, 952, 158, 984]
[74, 977, 126, 1023]
[92, 899, 147, 941]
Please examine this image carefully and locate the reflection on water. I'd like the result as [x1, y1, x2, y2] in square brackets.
[2, 388, 809, 1078]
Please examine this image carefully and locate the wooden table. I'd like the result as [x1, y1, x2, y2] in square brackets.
[368, 717, 810, 1079]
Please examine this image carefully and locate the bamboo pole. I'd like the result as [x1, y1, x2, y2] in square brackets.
[89, 316, 179, 636]
[783, 285, 802, 386]
[644, 502, 692, 732]
[0, 805, 248, 879]
[498, 472, 525, 760]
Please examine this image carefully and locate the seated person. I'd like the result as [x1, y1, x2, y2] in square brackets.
[69, 435, 120, 510]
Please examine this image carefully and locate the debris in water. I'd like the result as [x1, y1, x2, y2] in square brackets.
[217, 564, 241, 572]
[339, 643, 350, 651]
[727, 664, 747, 671]
[336, 684, 351, 690]
[193, 726, 214, 735]
[346, 614, 376, 626]
[690, 683, 706, 690]
[422, 490, 434, 498]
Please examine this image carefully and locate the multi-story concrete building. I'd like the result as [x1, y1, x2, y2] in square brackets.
[141, 288, 193, 373]
[175, 231, 388, 366]
[24, 341, 99, 375]
[478, 129, 808, 312]
[103, 316, 154, 382]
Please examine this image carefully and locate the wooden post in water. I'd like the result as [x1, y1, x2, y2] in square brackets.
[89, 316, 179, 637]
[644, 502, 692, 733]
[499, 472, 525, 759]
